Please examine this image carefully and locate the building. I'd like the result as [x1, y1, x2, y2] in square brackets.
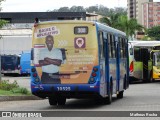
[127, 0, 153, 25]
[0, 12, 87, 55]
[142, 2, 160, 28]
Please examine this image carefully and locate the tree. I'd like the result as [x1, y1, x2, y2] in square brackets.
[146, 26, 160, 40]
[114, 7, 127, 16]
[116, 15, 144, 38]
[70, 6, 85, 12]
[58, 7, 70, 12]
[99, 13, 120, 28]
[86, 5, 98, 13]
[97, 5, 110, 16]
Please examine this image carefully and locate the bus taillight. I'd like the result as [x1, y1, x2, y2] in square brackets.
[31, 68, 36, 72]
[92, 72, 97, 77]
[130, 61, 134, 72]
[89, 67, 98, 84]
[33, 73, 37, 77]
[93, 67, 98, 72]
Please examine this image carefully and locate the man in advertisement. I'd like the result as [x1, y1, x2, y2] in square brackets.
[39, 35, 63, 84]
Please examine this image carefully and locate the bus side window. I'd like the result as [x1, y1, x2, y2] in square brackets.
[134, 47, 141, 61]
[130, 48, 133, 55]
[122, 38, 126, 58]
[108, 34, 111, 58]
[110, 34, 116, 58]
[99, 32, 104, 59]
[108, 34, 116, 58]
[119, 37, 126, 58]
[119, 37, 122, 58]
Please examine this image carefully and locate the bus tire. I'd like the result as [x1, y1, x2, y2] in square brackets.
[117, 91, 124, 99]
[106, 90, 112, 104]
[104, 82, 112, 104]
[48, 97, 57, 106]
[57, 97, 66, 106]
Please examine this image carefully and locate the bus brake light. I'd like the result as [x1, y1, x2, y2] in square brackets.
[130, 61, 134, 72]
[33, 73, 37, 77]
[92, 72, 97, 77]
[93, 67, 98, 72]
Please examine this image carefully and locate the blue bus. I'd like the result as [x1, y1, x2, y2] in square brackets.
[31, 20, 129, 105]
[20, 52, 31, 75]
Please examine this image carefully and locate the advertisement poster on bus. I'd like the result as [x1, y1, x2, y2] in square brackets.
[32, 23, 98, 84]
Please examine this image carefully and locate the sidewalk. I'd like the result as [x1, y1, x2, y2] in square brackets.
[0, 96, 42, 101]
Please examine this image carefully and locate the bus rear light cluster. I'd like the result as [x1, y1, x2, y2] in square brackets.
[93, 67, 98, 72]
[130, 61, 134, 72]
[89, 67, 98, 84]
[35, 78, 40, 82]
[89, 77, 95, 84]
[33, 73, 37, 77]
[31, 68, 36, 72]
[92, 72, 97, 77]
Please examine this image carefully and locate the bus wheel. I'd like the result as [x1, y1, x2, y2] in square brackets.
[106, 91, 112, 104]
[117, 91, 124, 99]
[48, 97, 57, 106]
[57, 97, 66, 106]
[104, 83, 112, 104]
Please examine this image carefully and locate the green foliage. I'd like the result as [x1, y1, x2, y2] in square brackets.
[146, 26, 160, 40]
[100, 15, 144, 38]
[48, 5, 127, 16]
[0, 19, 8, 28]
[0, 19, 8, 39]
[0, 80, 30, 95]
[141, 36, 154, 41]
[117, 15, 144, 37]
[99, 13, 121, 27]
[0, 80, 19, 91]
[11, 88, 29, 95]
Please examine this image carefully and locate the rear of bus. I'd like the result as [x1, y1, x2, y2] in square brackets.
[1, 55, 20, 75]
[31, 21, 100, 100]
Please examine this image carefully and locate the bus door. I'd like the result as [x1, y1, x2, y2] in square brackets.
[115, 36, 120, 92]
[108, 34, 117, 94]
[141, 48, 149, 81]
[99, 31, 108, 97]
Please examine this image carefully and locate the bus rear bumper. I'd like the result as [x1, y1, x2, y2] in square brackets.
[2, 70, 20, 74]
[31, 84, 100, 99]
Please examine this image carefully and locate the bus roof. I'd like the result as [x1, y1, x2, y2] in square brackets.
[96, 22, 126, 36]
[134, 41, 160, 47]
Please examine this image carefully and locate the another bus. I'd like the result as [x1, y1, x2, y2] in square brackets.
[20, 52, 31, 75]
[31, 20, 129, 105]
[1, 54, 20, 76]
[129, 41, 160, 82]
[128, 41, 139, 80]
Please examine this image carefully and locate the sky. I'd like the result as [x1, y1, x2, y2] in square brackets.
[1, 0, 160, 12]
[1, 0, 127, 12]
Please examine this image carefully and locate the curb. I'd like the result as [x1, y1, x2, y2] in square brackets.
[0, 96, 43, 101]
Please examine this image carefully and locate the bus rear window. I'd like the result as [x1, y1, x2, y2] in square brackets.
[74, 26, 88, 34]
